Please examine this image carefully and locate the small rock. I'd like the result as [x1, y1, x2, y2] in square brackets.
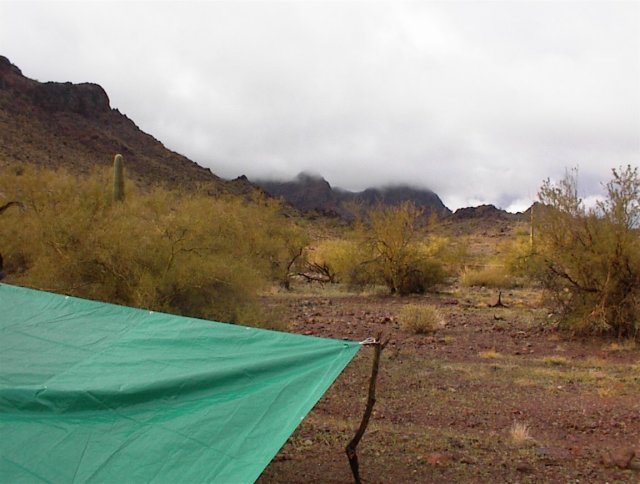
[458, 455, 478, 465]
[448, 438, 464, 449]
[535, 446, 569, 465]
[611, 447, 636, 469]
[273, 453, 292, 462]
[601, 448, 637, 469]
[516, 462, 534, 473]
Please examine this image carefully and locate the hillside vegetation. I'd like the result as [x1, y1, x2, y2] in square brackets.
[0, 162, 306, 327]
[532, 166, 639, 340]
[1, 162, 638, 341]
[2, 160, 639, 482]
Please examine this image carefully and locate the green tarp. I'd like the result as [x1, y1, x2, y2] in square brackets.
[0, 284, 360, 483]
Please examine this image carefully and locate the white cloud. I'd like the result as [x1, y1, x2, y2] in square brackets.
[0, 1, 638, 210]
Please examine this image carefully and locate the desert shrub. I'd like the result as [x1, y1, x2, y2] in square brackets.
[393, 256, 447, 294]
[399, 303, 444, 334]
[419, 235, 468, 275]
[305, 239, 364, 284]
[509, 422, 534, 446]
[459, 264, 515, 288]
[241, 196, 309, 290]
[0, 164, 304, 325]
[533, 165, 639, 340]
[501, 234, 546, 279]
[478, 349, 503, 359]
[234, 303, 290, 332]
[350, 202, 446, 294]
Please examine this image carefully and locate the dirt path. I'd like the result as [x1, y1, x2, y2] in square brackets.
[258, 288, 640, 483]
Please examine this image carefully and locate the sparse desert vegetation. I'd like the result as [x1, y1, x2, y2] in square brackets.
[399, 303, 444, 334]
[509, 421, 534, 446]
[1, 161, 639, 482]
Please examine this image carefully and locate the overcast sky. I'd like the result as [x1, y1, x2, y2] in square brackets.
[1, 1, 638, 211]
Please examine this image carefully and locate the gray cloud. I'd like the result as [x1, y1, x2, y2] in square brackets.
[1, 1, 638, 210]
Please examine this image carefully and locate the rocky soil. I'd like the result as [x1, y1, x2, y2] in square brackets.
[258, 287, 640, 483]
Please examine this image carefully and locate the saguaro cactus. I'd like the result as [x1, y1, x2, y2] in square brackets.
[113, 154, 125, 202]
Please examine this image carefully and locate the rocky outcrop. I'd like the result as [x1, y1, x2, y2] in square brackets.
[254, 172, 451, 219]
[0, 55, 110, 116]
[452, 204, 510, 220]
[31, 82, 110, 116]
[257, 173, 342, 214]
[355, 185, 450, 216]
[0, 56, 256, 196]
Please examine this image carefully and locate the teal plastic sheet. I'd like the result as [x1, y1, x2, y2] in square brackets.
[0, 284, 359, 483]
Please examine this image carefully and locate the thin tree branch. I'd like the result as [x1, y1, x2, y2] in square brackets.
[346, 332, 389, 484]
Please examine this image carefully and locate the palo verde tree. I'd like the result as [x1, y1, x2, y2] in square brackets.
[534, 165, 639, 340]
[356, 201, 444, 294]
[0, 163, 303, 328]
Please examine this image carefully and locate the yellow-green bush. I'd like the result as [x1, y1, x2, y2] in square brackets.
[0, 164, 303, 327]
[349, 202, 447, 294]
[419, 235, 468, 274]
[500, 233, 545, 280]
[306, 239, 365, 284]
[534, 166, 640, 340]
[399, 304, 444, 334]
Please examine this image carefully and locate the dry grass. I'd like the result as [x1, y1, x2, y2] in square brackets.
[479, 349, 503, 359]
[542, 355, 569, 366]
[605, 339, 637, 352]
[509, 421, 534, 446]
[399, 304, 445, 334]
[459, 265, 515, 288]
[597, 386, 614, 398]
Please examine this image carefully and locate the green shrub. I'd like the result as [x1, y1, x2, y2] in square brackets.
[0, 164, 305, 326]
[347, 202, 447, 294]
[534, 165, 639, 340]
[306, 238, 364, 284]
[399, 304, 444, 334]
[501, 235, 546, 279]
[419, 235, 468, 274]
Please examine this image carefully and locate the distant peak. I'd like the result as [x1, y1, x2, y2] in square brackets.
[452, 204, 510, 220]
[0, 56, 111, 116]
[295, 171, 325, 182]
[0, 55, 20, 72]
[0, 55, 25, 83]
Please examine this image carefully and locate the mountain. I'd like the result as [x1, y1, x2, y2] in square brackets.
[254, 172, 452, 218]
[0, 56, 255, 195]
[451, 204, 522, 221]
[255, 173, 342, 215]
[0, 56, 530, 223]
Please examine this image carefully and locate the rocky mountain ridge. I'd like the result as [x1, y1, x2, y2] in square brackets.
[1, 56, 528, 222]
[254, 172, 527, 222]
[254, 172, 452, 219]
[0, 55, 255, 195]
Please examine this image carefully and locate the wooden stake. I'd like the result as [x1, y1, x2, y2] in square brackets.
[490, 291, 506, 308]
[346, 332, 388, 484]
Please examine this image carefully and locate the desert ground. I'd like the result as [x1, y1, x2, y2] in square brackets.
[257, 284, 639, 483]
